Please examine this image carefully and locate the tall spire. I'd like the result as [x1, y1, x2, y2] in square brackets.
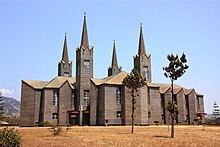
[81, 12, 89, 48]
[111, 40, 118, 68]
[108, 40, 121, 76]
[138, 23, 146, 55]
[62, 33, 69, 62]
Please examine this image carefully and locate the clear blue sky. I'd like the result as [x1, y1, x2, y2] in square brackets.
[0, 0, 219, 114]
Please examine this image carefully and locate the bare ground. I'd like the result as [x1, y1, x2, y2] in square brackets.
[2, 125, 220, 147]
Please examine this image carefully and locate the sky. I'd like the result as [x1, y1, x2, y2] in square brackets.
[0, 0, 219, 114]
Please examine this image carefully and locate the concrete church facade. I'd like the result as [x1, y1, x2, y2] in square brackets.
[20, 15, 205, 126]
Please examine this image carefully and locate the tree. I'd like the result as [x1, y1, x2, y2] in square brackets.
[212, 101, 220, 118]
[122, 69, 145, 133]
[0, 91, 4, 120]
[163, 53, 188, 138]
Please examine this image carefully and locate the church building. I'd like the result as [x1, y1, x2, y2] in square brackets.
[20, 15, 205, 126]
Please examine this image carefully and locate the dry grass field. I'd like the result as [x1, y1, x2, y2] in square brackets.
[2, 125, 220, 147]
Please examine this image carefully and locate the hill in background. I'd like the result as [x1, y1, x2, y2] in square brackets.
[2, 97, 20, 117]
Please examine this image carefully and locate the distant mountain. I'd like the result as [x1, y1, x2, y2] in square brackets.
[2, 97, 20, 117]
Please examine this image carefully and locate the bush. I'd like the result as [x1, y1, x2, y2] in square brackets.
[50, 125, 62, 135]
[0, 127, 21, 147]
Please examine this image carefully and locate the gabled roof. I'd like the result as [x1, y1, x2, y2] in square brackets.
[23, 80, 48, 89]
[184, 88, 194, 95]
[45, 76, 75, 89]
[91, 71, 128, 86]
[153, 83, 183, 94]
[23, 76, 75, 89]
[146, 82, 159, 88]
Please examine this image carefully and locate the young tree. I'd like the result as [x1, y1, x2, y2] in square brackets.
[122, 69, 145, 133]
[212, 101, 220, 118]
[0, 91, 4, 120]
[163, 53, 188, 138]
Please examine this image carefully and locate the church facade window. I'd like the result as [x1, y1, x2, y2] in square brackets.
[84, 60, 90, 75]
[83, 90, 90, 106]
[53, 90, 58, 106]
[116, 87, 122, 104]
[143, 66, 148, 80]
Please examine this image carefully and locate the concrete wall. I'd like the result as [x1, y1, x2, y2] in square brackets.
[176, 89, 186, 124]
[20, 82, 35, 126]
[104, 85, 122, 125]
[148, 87, 161, 124]
[59, 82, 72, 125]
[188, 90, 197, 124]
[90, 82, 98, 125]
[43, 89, 58, 125]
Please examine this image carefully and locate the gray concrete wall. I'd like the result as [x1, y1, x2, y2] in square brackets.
[20, 82, 35, 126]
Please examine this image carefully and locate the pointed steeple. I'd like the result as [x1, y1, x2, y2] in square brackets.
[58, 33, 72, 77]
[138, 23, 146, 55]
[111, 40, 118, 68]
[61, 33, 69, 63]
[81, 12, 89, 48]
[108, 40, 121, 76]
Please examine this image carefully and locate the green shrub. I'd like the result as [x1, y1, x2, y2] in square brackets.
[0, 127, 21, 147]
[43, 121, 51, 127]
[50, 125, 62, 135]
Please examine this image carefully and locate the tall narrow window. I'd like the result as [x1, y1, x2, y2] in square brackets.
[143, 66, 148, 80]
[71, 92, 75, 109]
[84, 60, 90, 75]
[53, 90, 58, 106]
[197, 96, 200, 109]
[83, 90, 89, 106]
[147, 88, 150, 105]
[116, 87, 122, 104]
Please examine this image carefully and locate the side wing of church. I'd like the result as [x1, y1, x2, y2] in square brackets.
[20, 15, 205, 126]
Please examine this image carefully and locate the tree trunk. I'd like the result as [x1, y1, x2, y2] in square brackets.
[131, 90, 135, 133]
[171, 80, 174, 138]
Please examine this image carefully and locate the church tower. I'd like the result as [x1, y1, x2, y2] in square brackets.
[76, 13, 94, 125]
[58, 33, 72, 77]
[108, 40, 121, 76]
[134, 24, 152, 82]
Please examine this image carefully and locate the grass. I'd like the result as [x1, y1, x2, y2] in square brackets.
[1, 125, 220, 147]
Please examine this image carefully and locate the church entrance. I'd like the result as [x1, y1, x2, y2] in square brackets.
[68, 111, 79, 126]
[83, 111, 90, 125]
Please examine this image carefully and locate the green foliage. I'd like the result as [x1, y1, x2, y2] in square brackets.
[122, 69, 146, 90]
[50, 125, 62, 135]
[163, 53, 189, 81]
[42, 121, 51, 127]
[0, 127, 21, 147]
[1, 116, 20, 126]
[212, 101, 220, 118]
[166, 100, 179, 114]
[122, 69, 145, 133]
[163, 53, 188, 138]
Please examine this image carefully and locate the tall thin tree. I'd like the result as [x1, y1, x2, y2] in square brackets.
[122, 69, 145, 133]
[163, 53, 188, 138]
[212, 101, 220, 118]
[0, 91, 4, 119]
